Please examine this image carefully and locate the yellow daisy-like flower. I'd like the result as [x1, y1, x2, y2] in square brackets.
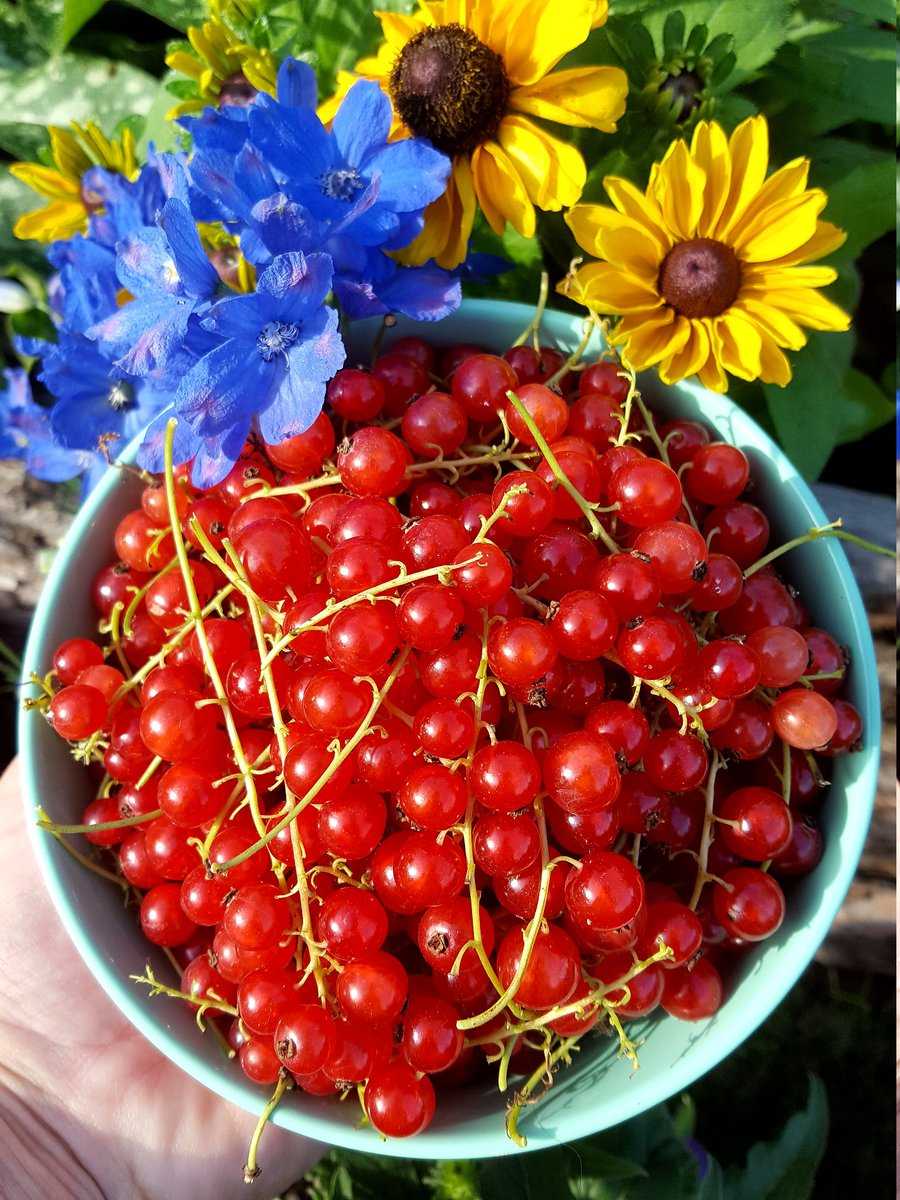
[560, 115, 850, 392]
[165, 0, 277, 118]
[321, 0, 628, 268]
[10, 122, 139, 243]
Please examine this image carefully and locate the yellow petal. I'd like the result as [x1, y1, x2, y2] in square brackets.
[734, 189, 827, 262]
[165, 49, 203, 80]
[757, 334, 792, 386]
[729, 157, 809, 239]
[13, 199, 87, 242]
[498, 0, 601, 86]
[603, 176, 672, 250]
[650, 137, 705, 241]
[355, 39, 398, 81]
[710, 311, 763, 381]
[764, 219, 846, 268]
[471, 140, 535, 237]
[49, 126, 91, 180]
[619, 309, 690, 369]
[509, 66, 628, 131]
[498, 115, 586, 210]
[376, 9, 424, 48]
[567, 204, 664, 276]
[742, 264, 838, 292]
[560, 261, 661, 314]
[658, 319, 710, 384]
[690, 121, 731, 239]
[736, 296, 807, 351]
[9, 162, 80, 200]
[592, 0, 609, 27]
[715, 115, 769, 238]
[697, 348, 728, 392]
[766, 288, 850, 333]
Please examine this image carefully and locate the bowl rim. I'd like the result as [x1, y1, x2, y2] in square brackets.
[18, 297, 879, 1158]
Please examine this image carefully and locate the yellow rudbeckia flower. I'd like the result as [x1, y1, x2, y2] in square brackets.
[560, 115, 850, 392]
[165, 0, 277, 118]
[322, 0, 628, 268]
[10, 122, 139, 244]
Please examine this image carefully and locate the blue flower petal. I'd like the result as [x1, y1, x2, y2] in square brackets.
[92, 293, 193, 376]
[116, 228, 180, 297]
[250, 194, 321, 257]
[177, 339, 274, 437]
[256, 251, 333, 324]
[377, 263, 461, 322]
[276, 58, 317, 109]
[191, 418, 252, 488]
[159, 198, 218, 298]
[202, 291, 275, 341]
[333, 81, 392, 167]
[248, 103, 335, 183]
[363, 139, 450, 211]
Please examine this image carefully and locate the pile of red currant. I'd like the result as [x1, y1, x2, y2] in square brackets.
[33, 330, 862, 1161]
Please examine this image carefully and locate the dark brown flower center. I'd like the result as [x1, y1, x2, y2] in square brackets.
[660, 70, 703, 123]
[218, 71, 258, 107]
[658, 238, 741, 318]
[389, 24, 509, 156]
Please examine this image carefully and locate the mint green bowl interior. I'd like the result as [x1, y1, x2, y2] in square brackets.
[18, 299, 879, 1158]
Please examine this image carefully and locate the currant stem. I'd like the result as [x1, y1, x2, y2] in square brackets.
[36, 806, 130, 892]
[162, 419, 272, 878]
[243, 1073, 290, 1183]
[130, 964, 239, 1017]
[224, 538, 327, 1001]
[744, 519, 896, 578]
[37, 807, 162, 835]
[505, 1036, 580, 1147]
[543, 313, 599, 390]
[505, 389, 619, 553]
[260, 556, 479, 670]
[213, 647, 411, 873]
[512, 271, 549, 349]
[689, 749, 722, 910]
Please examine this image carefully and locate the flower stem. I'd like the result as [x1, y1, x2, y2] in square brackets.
[37, 808, 162, 835]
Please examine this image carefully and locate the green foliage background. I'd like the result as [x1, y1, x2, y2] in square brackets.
[0, 3, 894, 1192]
[0, 0, 895, 482]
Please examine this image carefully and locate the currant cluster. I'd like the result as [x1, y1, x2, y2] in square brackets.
[35, 328, 861, 1159]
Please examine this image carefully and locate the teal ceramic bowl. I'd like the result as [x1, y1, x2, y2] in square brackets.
[19, 300, 879, 1158]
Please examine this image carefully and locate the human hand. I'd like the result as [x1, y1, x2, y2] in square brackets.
[0, 758, 324, 1200]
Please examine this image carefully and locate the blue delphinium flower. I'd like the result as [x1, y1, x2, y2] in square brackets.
[0, 368, 106, 496]
[88, 197, 220, 375]
[249, 69, 448, 250]
[17, 330, 167, 458]
[155, 250, 344, 487]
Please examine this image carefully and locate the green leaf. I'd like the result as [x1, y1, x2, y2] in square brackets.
[764, 333, 854, 478]
[808, 141, 895, 259]
[800, 0, 894, 19]
[697, 1160, 726, 1200]
[59, 0, 105, 46]
[600, 0, 793, 79]
[723, 1076, 828, 1200]
[120, 0, 205, 31]
[0, 54, 158, 132]
[10, 307, 56, 341]
[834, 369, 895, 443]
[0, 123, 51, 160]
[136, 76, 181, 155]
[756, 26, 895, 135]
[480, 1147, 572, 1200]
